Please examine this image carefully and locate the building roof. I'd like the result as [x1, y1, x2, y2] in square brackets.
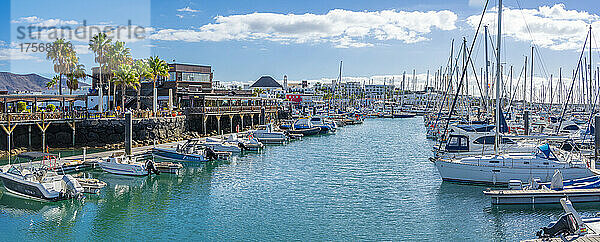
[250, 76, 282, 88]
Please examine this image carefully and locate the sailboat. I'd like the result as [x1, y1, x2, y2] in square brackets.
[432, 0, 594, 185]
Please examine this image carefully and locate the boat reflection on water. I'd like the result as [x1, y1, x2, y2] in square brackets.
[0, 189, 83, 223]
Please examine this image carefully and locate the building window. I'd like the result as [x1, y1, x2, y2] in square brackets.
[182, 72, 210, 82]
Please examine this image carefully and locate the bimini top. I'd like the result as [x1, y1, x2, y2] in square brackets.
[455, 124, 495, 133]
[17, 152, 55, 160]
[537, 144, 559, 161]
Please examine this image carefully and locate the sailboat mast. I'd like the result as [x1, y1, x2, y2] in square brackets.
[495, 0, 502, 153]
[484, 25, 490, 114]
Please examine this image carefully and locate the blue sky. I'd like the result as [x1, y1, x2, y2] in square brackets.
[1, 0, 600, 88]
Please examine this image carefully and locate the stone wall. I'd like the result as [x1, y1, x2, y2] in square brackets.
[0, 116, 190, 149]
[0, 111, 287, 151]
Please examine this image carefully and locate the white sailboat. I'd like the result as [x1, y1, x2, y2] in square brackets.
[432, 0, 594, 185]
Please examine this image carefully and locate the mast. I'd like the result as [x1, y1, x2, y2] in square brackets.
[484, 25, 490, 114]
[494, 0, 502, 153]
[524, 56, 527, 109]
[530, 46, 534, 106]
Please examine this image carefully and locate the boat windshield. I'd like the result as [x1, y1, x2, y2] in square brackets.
[7, 166, 22, 176]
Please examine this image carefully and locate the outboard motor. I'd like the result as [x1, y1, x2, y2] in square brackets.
[537, 213, 578, 238]
[145, 160, 160, 175]
[62, 175, 84, 199]
[205, 147, 218, 161]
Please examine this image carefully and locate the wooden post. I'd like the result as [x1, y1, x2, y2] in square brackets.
[229, 114, 234, 134]
[35, 113, 51, 152]
[125, 112, 132, 155]
[240, 114, 245, 131]
[250, 113, 255, 128]
[216, 115, 222, 136]
[28, 125, 32, 149]
[67, 119, 76, 148]
[1, 116, 17, 165]
[203, 115, 208, 136]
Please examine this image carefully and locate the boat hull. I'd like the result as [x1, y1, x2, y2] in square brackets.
[98, 162, 148, 176]
[0, 174, 62, 202]
[152, 147, 208, 162]
[289, 127, 321, 136]
[434, 159, 594, 186]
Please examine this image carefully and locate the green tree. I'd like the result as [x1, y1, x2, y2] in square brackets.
[148, 56, 170, 115]
[46, 75, 59, 89]
[46, 38, 77, 95]
[65, 63, 86, 95]
[132, 59, 152, 110]
[106, 41, 131, 110]
[89, 33, 112, 113]
[16, 102, 26, 112]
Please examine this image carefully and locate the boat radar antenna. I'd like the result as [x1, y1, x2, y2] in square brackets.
[494, 0, 503, 154]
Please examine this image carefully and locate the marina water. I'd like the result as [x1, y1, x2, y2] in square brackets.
[0, 118, 595, 241]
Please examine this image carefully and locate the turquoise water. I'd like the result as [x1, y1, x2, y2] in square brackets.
[0, 118, 596, 241]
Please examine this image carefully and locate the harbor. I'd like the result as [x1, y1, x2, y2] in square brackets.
[4, 0, 600, 240]
[0, 117, 571, 241]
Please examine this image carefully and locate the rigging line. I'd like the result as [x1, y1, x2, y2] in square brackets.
[509, 64, 526, 108]
[514, 0, 551, 80]
[556, 29, 589, 135]
[439, 0, 490, 145]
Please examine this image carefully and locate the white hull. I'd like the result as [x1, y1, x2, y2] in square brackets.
[434, 159, 594, 185]
[98, 162, 148, 176]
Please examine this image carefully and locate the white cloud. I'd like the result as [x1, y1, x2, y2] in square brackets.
[177, 7, 200, 13]
[150, 9, 458, 48]
[466, 4, 599, 51]
[11, 16, 79, 27]
[0, 48, 42, 61]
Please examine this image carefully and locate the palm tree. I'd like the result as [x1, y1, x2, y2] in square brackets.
[132, 59, 151, 110]
[46, 75, 59, 89]
[89, 33, 112, 113]
[65, 63, 86, 95]
[106, 41, 131, 111]
[46, 38, 77, 95]
[147, 56, 169, 115]
[113, 64, 135, 111]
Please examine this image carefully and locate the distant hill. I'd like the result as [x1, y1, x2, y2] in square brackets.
[0, 72, 53, 93]
[0, 72, 90, 93]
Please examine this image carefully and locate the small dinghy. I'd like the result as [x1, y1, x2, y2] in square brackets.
[154, 162, 184, 174]
[75, 178, 107, 194]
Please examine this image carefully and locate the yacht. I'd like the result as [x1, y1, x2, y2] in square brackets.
[203, 137, 243, 153]
[0, 160, 83, 202]
[433, 144, 594, 185]
[98, 153, 159, 176]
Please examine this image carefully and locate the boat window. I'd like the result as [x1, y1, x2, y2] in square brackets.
[563, 125, 579, 131]
[475, 126, 495, 132]
[7, 166, 22, 176]
[448, 137, 460, 146]
[473, 136, 495, 145]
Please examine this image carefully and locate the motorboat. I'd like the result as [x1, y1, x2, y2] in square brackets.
[224, 133, 264, 151]
[97, 152, 159, 176]
[250, 124, 289, 144]
[152, 139, 220, 162]
[204, 137, 243, 153]
[290, 118, 321, 136]
[309, 117, 336, 133]
[432, 144, 594, 186]
[0, 155, 84, 202]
